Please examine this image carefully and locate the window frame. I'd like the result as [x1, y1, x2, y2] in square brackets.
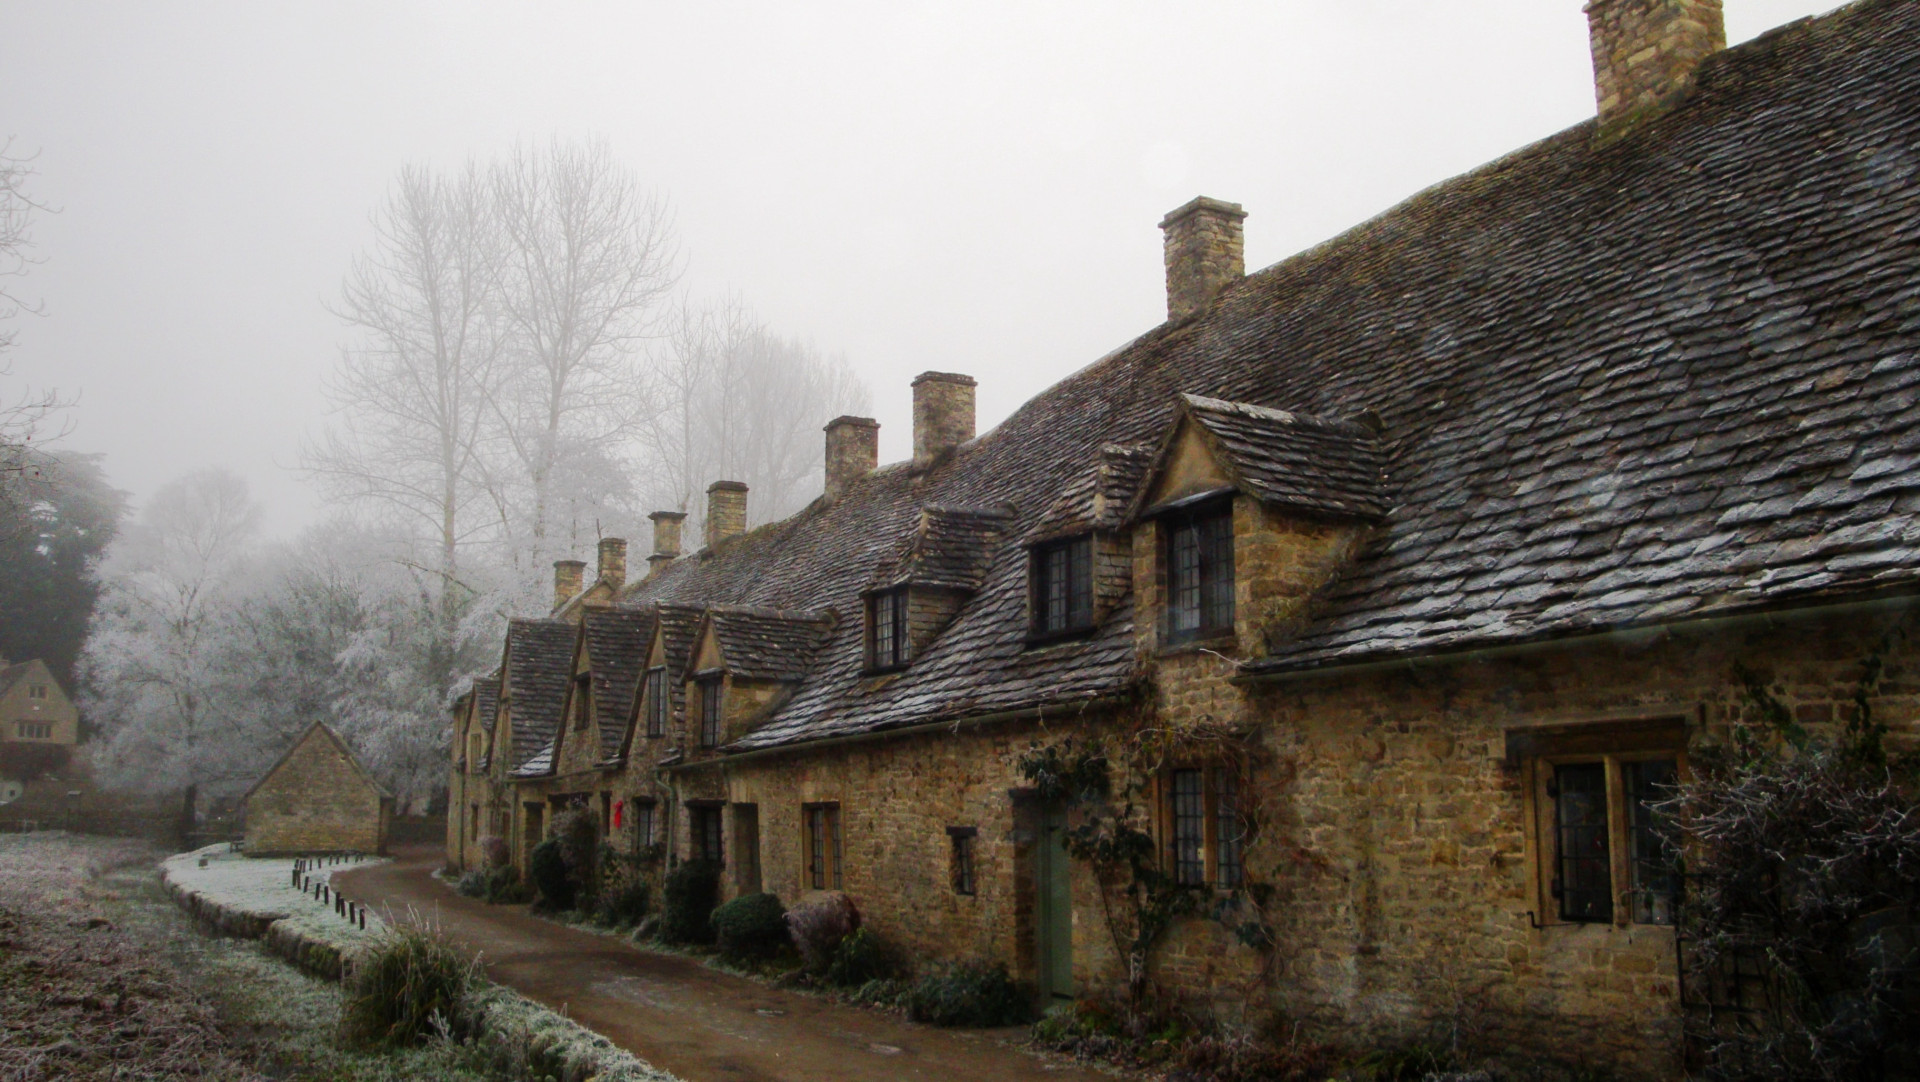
[15, 721, 51, 740]
[689, 804, 725, 865]
[633, 799, 657, 848]
[27, 684, 47, 700]
[865, 587, 911, 673]
[1158, 765, 1247, 891]
[1029, 534, 1096, 641]
[947, 825, 978, 896]
[570, 673, 592, 731]
[643, 667, 668, 738]
[1529, 749, 1687, 929]
[1161, 499, 1235, 646]
[694, 675, 724, 749]
[803, 802, 843, 891]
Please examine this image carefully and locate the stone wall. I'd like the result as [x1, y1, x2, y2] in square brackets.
[246, 733, 389, 856]
[1159, 197, 1245, 322]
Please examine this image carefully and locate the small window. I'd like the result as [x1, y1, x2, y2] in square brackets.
[1164, 766, 1245, 889]
[633, 800, 657, 847]
[690, 805, 724, 864]
[948, 826, 978, 895]
[695, 677, 723, 748]
[468, 732, 483, 771]
[1552, 763, 1612, 923]
[571, 674, 591, 731]
[27, 685, 47, 700]
[1165, 503, 1234, 643]
[867, 588, 910, 671]
[644, 667, 667, 738]
[1032, 535, 1094, 636]
[1214, 767, 1244, 889]
[804, 803, 842, 890]
[1169, 769, 1206, 886]
[15, 722, 51, 740]
[469, 805, 480, 839]
[1534, 751, 1682, 928]
[1627, 759, 1680, 925]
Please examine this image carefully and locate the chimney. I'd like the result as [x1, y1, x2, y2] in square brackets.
[1586, 0, 1725, 131]
[597, 537, 627, 592]
[647, 511, 685, 572]
[553, 559, 586, 609]
[1159, 197, 1246, 323]
[912, 372, 975, 470]
[824, 415, 880, 500]
[705, 481, 748, 548]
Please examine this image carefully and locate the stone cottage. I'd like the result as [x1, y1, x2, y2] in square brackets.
[0, 658, 82, 813]
[245, 722, 392, 856]
[449, 1, 1920, 1073]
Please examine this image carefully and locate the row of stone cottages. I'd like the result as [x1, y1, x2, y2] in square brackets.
[447, 1, 1920, 1073]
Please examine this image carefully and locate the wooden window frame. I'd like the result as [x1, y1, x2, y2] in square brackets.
[1526, 747, 1688, 929]
[1029, 535, 1095, 640]
[865, 588, 910, 673]
[947, 825, 978, 896]
[694, 676, 724, 748]
[1155, 765, 1247, 890]
[689, 803, 725, 865]
[27, 685, 47, 700]
[570, 673, 592, 731]
[643, 667, 668, 738]
[633, 799, 657, 847]
[803, 803, 843, 891]
[1161, 500, 1235, 646]
[15, 722, 51, 740]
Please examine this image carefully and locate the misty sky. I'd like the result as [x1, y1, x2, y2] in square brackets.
[5, 1, 1842, 538]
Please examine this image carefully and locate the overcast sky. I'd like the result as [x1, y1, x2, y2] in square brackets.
[5, 0, 1843, 537]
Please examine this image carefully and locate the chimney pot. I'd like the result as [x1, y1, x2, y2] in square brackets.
[1160, 196, 1246, 323]
[597, 537, 627, 592]
[824, 416, 880, 500]
[1586, 0, 1724, 131]
[705, 481, 748, 548]
[553, 559, 586, 611]
[647, 511, 686, 572]
[911, 372, 976, 471]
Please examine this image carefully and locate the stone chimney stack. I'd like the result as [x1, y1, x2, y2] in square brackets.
[597, 537, 627, 592]
[824, 415, 880, 500]
[553, 559, 586, 610]
[705, 481, 748, 548]
[1160, 197, 1246, 323]
[1586, 0, 1725, 130]
[912, 372, 975, 470]
[647, 511, 685, 572]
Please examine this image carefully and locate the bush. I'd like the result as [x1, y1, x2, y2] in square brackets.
[785, 891, 858, 973]
[552, 806, 600, 897]
[594, 875, 650, 927]
[454, 870, 488, 898]
[906, 961, 1033, 1027]
[711, 891, 790, 963]
[340, 920, 476, 1047]
[528, 838, 573, 910]
[660, 860, 721, 944]
[477, 835, 510, 870]
[825, 926, 894, 987]
[483, 865, 530, 904]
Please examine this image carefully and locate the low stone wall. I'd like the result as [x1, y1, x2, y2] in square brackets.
[159, 864, 352, 980]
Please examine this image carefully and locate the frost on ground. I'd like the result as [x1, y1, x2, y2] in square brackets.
[161, 844, 388, 947]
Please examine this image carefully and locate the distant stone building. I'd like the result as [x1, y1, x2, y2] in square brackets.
[0, 659, 82, 812]
[244, 722, 391, 856]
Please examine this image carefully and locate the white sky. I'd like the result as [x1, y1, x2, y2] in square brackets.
[4, 0, 1844, 536]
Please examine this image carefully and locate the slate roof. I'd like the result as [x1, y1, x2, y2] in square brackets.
[581, 608, 654, 757]
[701, 606, 837, 682]
[878, 506, 1016, 591]
[1029, 444, 1155, 542]
[614, 0, 1920, 746]
[503, 619, 576, 771]
[471, 673, 500, 771]
[1163, 395, 1389, 522]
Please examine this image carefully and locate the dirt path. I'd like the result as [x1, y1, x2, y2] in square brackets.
[335, 847, 1110, 1082]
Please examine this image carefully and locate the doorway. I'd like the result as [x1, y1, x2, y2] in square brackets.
[1033, 801, 1074, 1001]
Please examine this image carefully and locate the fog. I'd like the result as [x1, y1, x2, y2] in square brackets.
[4, 0, 1842, 535]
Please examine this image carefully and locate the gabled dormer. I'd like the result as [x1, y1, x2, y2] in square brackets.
[863, 505, 1012, 672]
[682, 606, 835, 751]
[1022, 444, 1152, 643]
[498, 618, 577, 780]
[622, 602, 705, 763]
[553, 607, 654, 776]
[1129, 394, 1387, 656]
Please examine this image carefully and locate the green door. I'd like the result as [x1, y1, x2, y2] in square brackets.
[1034, 803, 1074, 1001]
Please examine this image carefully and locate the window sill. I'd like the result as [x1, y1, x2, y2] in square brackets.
[1023, 625, 1097, 649]
[1154, 632, 1237, 659]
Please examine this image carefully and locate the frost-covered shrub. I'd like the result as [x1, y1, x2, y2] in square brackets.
[528, 839, 573, 910]
[660, 860, 720, 944]
[826, 927, 894, 987]
[477, 835, 510, 870]
[340, 920, 477, 1047]
[454, 870, 488, 898]
[906, 961, 1033, 1027]
[711, 891, 788, 963]
[552, 807, 600, 897]
[786, 891, 858, 973]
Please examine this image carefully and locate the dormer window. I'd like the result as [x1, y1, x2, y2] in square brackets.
[1031, 535, 1094, 637]
[867, 588, 910, 672]
[571, 674, 591, 730]
[1165, 501, 1234, 643]
[27, 685, 47, 700]
[695, 675, 723, 748]
[643, 667, 667, 738]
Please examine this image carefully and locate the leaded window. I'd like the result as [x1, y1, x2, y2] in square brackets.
[868, 588, 910, 671]
[805, 804, 842, 890]
[1214, 767, 1244, 889]
[949, 826, 977, 895]
[1627, 758, 1680, 926]
[644, 667, 667, 738]
[1033, 535, 1094, 635]
[1170, 768, 1206, 886]
[696, 677, 723, 748]
[691, 805, 724, 864]
[1166, 505, 1234, 643]
[1553, 762, 1613, 923]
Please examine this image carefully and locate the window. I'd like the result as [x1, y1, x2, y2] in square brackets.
[633, 800, 657, 847]
[733, 804, 761, 893]
[470, 805, 480, 840]
[468, 732, 484, 771]
[571, 674, 591, 730]
[690, 805, 724, 864]
[15, 722, 51, 740]
[1534, 751, 1683, 926]
[1165, 504, 1234, 643]
[26, 685, 47, 700]
[644, 667, 667, 738]
[695, 677, 723, 748]
[867, 588, 910, 671]
[948, 826, 978, 896]
[1164, 767, 1245, 889]
[1032, 535, 1094, 636]
[803, 803, 842, 890]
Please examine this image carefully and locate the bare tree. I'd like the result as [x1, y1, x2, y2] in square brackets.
[0, 140, 69, 512]
[304, 162, 501, 697]
[488, 137, 678, 566]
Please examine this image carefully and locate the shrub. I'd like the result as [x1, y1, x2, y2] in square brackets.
[660, 860, 721, 944]
[340, 920, 477, 1047]
[528, 838, 573, 910]
[594, 875, 651, 927]
[483, 865, 530, 904]
[552, 806, 600, 898]
[906, 961, 1033, 1027]
[825, 926, 893, 987]
[785, 891, 858, 973]
[477, 835, 510, 870]
[711, 891, 790, 963]
[454, 870, 488, 898]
